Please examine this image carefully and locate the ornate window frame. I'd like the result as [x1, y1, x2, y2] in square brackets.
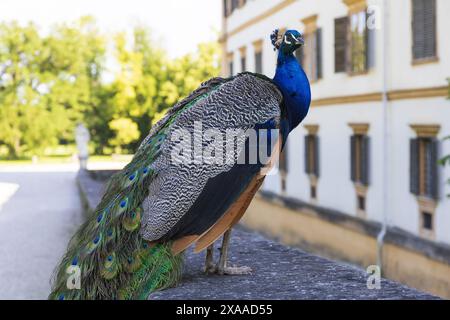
[410, 124, 441, 240]
[304, 124, 320, 203]
[349, 123, 370, 218]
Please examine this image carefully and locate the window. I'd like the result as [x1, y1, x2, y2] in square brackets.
[223, 0, 229, 17]
[304, 125, 319, 200]
[304, 134, 320, 178]
[279, 146, 288, 173]
[358, 195, 366, 211]
[349, 124, 370, 218]
[223, 0, 241, 17]
[227, 53, 234, 76]
[295, 46, 304, 66]
[412, 0, 437, 62]
[255, 51, 262, 74]
[239, 47, 246, 72]
[281, 178, 287, 193]
[311, 185, 317, 199]
[231, 0, 239, 12]
[410, 124, 440, 239]
[350, 134, 370, 186]
[422, 212, 433, 230]
[279, 145, 288, 193]
[229, 61, 234, 76]
[337, 1, 375, 74]
[334, 17, 348, 72]
[254, 40, 263, 74]
[301, 16, 322, 82]
[419, 206, 435, 239]
[409, 137, 439, 199]
[304, 29, 322, 81]
[349, 10, 368, 73]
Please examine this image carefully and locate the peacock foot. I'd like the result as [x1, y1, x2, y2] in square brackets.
[204, 263, 252, 275]
[203, 230, 252, 275]
[217, 264, 253, 275]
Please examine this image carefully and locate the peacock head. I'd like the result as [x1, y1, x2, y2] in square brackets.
[271, 29, 304, 54]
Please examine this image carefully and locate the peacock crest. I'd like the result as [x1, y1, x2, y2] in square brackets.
[270, 29, 283, 50]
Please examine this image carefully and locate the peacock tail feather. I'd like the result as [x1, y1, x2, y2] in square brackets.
[49, 80, 225, 300]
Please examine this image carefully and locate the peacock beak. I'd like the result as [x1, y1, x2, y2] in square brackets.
[295, 36, 305, 46]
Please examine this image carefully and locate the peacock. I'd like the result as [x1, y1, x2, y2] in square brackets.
[49, 29, 311, 300]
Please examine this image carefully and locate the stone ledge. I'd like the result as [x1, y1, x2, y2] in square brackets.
[78, 169, 438, 300]
[76, 169, 106, 217]
[150, 227, 437, 300]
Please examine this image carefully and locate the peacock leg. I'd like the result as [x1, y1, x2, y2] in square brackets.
[216, 229, 252, 275]
[203, 244, 215, 274]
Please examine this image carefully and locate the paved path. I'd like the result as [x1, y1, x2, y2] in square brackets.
[0, 165, 83, 299]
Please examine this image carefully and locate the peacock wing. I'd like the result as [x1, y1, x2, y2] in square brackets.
[140, 73, 283, 243]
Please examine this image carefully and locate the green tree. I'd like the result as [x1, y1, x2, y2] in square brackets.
[0, 19, 220, 158]
[109, 28, 169, 150]
[0, 22, 47, 157]
[44, 16, 105, 142]
[106, 28, 220, 151]
[108, 118, 140, 154]
[0, 18, 106, 158]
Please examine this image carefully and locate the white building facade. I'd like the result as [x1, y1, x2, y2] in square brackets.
[221, 0, 450, 245]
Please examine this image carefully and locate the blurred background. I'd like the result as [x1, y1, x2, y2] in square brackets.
[0, 0, 449, 299]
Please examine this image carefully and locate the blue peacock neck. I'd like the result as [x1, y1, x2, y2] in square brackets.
[273, 50, 311, 134]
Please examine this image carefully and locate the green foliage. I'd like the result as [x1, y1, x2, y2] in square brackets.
[105, 28, 220, 151]
[447, 77, 450, 99]
[440, 136, 450, 198]
[0, 18, 105, 158]
[0, 18, 220, 158]
[108, 118, 140, 153]
[439, 136, 450, 166]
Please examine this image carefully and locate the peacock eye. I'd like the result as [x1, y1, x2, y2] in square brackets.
[284, 35, 292, 44]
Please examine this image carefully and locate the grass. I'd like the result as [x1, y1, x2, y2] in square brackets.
[0, 157, 70, 166]
[0, 144, 133, 166]
[90, 154, 133, 162]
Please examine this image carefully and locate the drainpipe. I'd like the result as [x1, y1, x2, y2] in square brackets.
[220, 0, 228, 77]
[377, 0, 389, 274]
